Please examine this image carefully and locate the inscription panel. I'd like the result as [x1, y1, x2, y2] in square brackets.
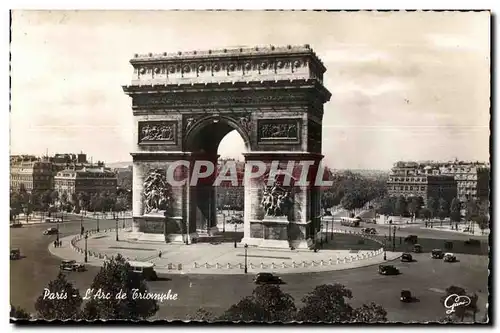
[138, 121, 177, 144]
[257, 119, 301, 144]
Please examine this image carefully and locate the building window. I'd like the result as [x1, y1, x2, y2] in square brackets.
[404, 186, 408, 190]
[420, 186, 425, 190]
[410, 186, 413, 190]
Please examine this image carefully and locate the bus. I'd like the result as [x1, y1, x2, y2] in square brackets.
[340, 217, 361, 227]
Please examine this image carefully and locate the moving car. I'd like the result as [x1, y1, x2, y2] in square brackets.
[128, 261, 158, 281]
[10, 248, 21, 260]
[443, 253, 457, 262]
[361, 228, 377, 235]
[400, 290, 413, 302]
[464, 239, 481, 246]
[431, 249, 444, 259]
[401, 253, 413, 262]
[412, 244, 422, 253]
[253, 273, 283, 284]
[43, 227, 58, 235]
[405, 235, 418, 244]
[60, 260, 85, 272]
[378, 265, 400, 276]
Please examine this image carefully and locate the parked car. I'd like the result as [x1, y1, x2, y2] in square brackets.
[412, 244, 422, 253]
[400, 290, 413, 302]
[10, 248, 21, 260]
[401, 253, 413, 262]
[443, 253, 457, 262]
[431, 249, 444, 259]
[378, 265, 400, 275]
[10, 223, 23, 228]
[253, 273, 282, 284]
[60, 260, 85, 272]
[43, 227, 58, 235]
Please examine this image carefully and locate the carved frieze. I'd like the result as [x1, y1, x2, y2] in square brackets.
[237, 115, 252, 134]
[138, 121, 177, 144]
[133, 91, 309, 108]
[257, 119, 300, 143]
[184, 115, 205, 133]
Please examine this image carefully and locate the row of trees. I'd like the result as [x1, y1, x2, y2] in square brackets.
[377, 195, 489, 230]
[321, 171, 388, 214]
[10, 185, 131, 222]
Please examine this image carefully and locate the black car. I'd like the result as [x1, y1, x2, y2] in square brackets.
[400, 290, 412, 302]
[412, 244, 422, 253]
[405, 235, 418, 244]
[401, 253, 413, 262]
[253, 273, 282, 284]
[464, 239, 481, 246]
[431, 249, 444, 259]
[378, 265, 400, 276]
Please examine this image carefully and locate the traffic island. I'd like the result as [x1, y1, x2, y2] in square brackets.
[48, 229, 402, 275]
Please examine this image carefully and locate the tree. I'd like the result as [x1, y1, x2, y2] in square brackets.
[340, 190, 365, 214]
[82, 254, 159, 320]
[352, 302, 388, 323]
[465, 199, 479, 222]
[219, 285, 296, 322]
[441, 285, 479, 322]
[187, 308, 217, 322]
[426, 197, 438, 219]
[438, 198, 449, 218]
[450, 198, 462, 223]
[418, 207, 431, 221]
[394, 195, 407, 216]
[296, 284, 387, 323]
[377, 196, 396, 216]
[34, 273, 82, 320]
[50, 190, 59, 205]
[296, 284, 354, 322]
[474, 215, 489, 234]
[10, 305, 31, 320]
[407, 196, 421, 219]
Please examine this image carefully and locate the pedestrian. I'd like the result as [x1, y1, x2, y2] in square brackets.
[54, 240, 57, 248]
[59, 240, 62, 247]
[159, 251, 162, 258]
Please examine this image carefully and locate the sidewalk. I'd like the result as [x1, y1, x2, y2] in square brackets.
[49, 229, 401, 275]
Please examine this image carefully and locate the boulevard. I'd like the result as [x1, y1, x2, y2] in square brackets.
[10, 213, 489, 322]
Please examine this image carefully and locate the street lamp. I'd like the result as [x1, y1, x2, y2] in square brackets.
[392, 225, 396, 251]
[84, 232, 88, 263]
[80, 214, 83, 235]
[244, 243, 248, 274]
[222, 212, 226, 233]
[56, 222, 60, 242]
[115, 216, 119, 241]
[96, 212, 100, 232]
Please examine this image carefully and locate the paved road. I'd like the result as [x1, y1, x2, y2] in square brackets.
[10, 216, 488, 322]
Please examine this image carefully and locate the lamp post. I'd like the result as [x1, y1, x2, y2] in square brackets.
[244, 243, 248, 274]
[80, 214, 83, 235]
[234, 221, 237, 248]
[392, 225, 396, 251]
[84, 232, 88, 263]
[96, 212, 100, 232]
[222, 213, 226, 233]
[115, 216, 119, 242]
[56, 222, 60, 242]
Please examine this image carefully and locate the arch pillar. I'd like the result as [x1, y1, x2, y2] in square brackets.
[240, 152, 324, 249]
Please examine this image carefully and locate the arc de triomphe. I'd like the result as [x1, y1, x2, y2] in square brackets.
[122, 45, 331, 249]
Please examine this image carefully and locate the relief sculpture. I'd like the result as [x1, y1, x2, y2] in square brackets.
[143, 169, 174, 214]
[259, 122, 299, 140]
[139, 122, 176, 142]
[260, 182, 294, 218]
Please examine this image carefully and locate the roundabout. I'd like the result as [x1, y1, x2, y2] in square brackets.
[49, 228, 400, 275]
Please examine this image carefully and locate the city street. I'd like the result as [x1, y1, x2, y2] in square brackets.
[10, 215, 488, 322]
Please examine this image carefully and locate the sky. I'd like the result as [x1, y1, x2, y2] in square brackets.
[10, 10, 491, 170]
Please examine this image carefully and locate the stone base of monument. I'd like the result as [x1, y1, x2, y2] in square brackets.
[126, 232, 199, 244]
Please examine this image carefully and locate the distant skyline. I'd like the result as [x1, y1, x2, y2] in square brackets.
[10, 11, 490, 169]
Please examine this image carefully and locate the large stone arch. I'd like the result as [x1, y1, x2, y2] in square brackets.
[123, 45, 331, 247]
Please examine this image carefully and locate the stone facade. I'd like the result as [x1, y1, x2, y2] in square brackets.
[123, 45, 331, 247]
